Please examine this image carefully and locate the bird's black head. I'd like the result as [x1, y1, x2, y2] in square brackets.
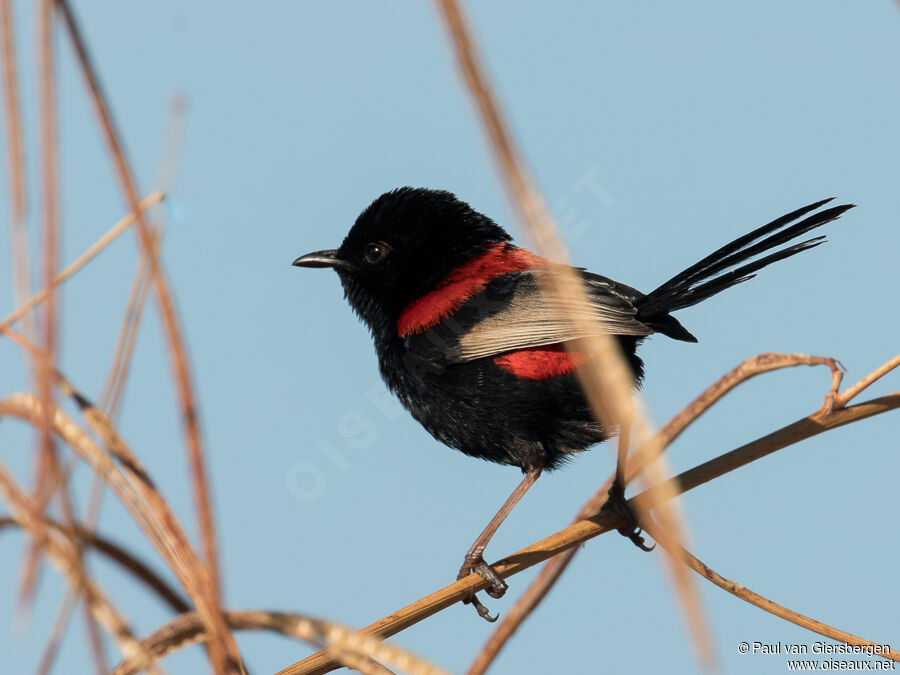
[294, 187, 510, 335]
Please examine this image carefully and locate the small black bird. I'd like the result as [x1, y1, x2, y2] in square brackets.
[294, 187, 853, 619]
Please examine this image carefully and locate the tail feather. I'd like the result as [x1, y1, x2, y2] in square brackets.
[648, 197, 835, 299]
[636, 199, 855, 335]
[662, 236, 826, 313]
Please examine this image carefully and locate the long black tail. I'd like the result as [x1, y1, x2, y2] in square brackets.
[635, 198, 855, 342]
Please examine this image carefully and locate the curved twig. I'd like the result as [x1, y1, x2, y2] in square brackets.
[0, 465, 153, 667]
[0, 516, 190, 614]
[113, 610, 449, 675]
[0, 392, 230, 671]
[640, 516, 900, 662]
[835, 353, 900, 408]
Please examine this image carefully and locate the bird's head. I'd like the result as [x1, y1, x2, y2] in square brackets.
[293, 187, 510, 332]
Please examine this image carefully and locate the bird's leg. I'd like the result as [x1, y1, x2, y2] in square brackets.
[602, 478, 655, 552]
[615, 416, 630, 491]
[458, 465, 542, 621]
[603, 419, 655, 552]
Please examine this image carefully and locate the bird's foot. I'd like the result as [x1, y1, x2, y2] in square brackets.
[458, 554, 508, 622]
[601, 480, 655, 552]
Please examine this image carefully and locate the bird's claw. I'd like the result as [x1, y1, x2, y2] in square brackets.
[458, 554, 507, 621]
[468, 595, 499, 622]
[620, 525, 655, 551]
[601, 481, 656, 552]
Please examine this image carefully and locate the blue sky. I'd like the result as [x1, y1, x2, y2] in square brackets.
[1, 2, 899, 673]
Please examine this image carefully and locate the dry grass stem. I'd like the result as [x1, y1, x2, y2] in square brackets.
[0, 0, 40, 438]
[5, 248, 169, 670]
[19, 0, 62, 643]
[467, 466, 625, 675]
[104, 235, 156, 418]
[36, 449, 107, 675]
[639, 516, 900, 663]
[114, 610, 450, 675]
[0, 0, 24, 220]
[0, 390, 238, 672]
[37, 0, 59, 475]
[465, 529, 578, 675]
[626, 353, 844, 490]
[1, 0, 30, 301]
[0, 464, 158, 670]
[55, 1, 234, 668]
[0, 389, 175, 565]
[0, 516, 190, 613]
[1, 0, 48, 627]
[433, 0, 712, 667]
[835, 353, 900, 407]
[0, 191, 165, 333]
[42, 232, 160, 673]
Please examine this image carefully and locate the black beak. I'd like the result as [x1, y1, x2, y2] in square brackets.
[292, 249, 352, 270]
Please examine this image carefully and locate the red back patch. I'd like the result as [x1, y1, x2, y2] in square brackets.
[396, 243, 543, 337]
[493, 345, 590, 380]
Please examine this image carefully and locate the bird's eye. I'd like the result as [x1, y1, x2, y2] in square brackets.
[364, 241, 390, 264]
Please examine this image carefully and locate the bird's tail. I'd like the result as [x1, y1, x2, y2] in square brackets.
[635, 198, 855, 343]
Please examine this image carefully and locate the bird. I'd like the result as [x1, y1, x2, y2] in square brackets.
[293, 187, 853, 620]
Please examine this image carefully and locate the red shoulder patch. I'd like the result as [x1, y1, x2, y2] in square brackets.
[397, 243, 543, 337]
[493, 345, 590, 380]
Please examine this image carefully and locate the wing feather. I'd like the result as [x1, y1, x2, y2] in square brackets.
[453, 270, 652, 362]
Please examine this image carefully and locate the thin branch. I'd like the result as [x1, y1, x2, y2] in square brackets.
[639, 395, 898, 505]
[40, 230, 159, 673]
[835, 353, 900, 408]
[20, 0, 67, 653]
[641, 516, 900, 662]
[51, 374, 229, 652]
[0, 0, 39, 424]
[37, 0, 59, 481]
[0, 516, 190, 614]
[113, 610, 449, 675]
[626, 353, 843, 488]
[54, 4, 233, 669]
[43, 97, 183, 659]
[1, 2, 44, 564]
[107, 264, 150, 414]
[282, 386, 900, 675]
[1, 0, 31, 305]
[39, 447, 108, 675]
[0, 464, 155, 668]
[0, 390, 233, 674]
[466, 493, 605, 675]
[0, 191, 165, 333]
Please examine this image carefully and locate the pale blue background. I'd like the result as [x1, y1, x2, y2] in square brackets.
[1, 2, 898, 673]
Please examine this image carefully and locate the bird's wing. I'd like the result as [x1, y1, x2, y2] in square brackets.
[404, 269, 654, 366]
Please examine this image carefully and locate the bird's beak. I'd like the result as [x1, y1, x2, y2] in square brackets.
[292, 249, 352, 270]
